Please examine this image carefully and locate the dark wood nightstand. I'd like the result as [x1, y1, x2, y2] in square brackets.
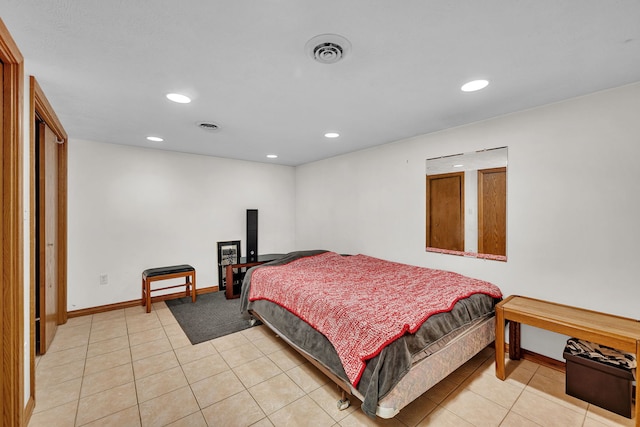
[224, 253, 284, 299]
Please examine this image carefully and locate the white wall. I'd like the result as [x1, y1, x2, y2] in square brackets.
[67, 141, 295, 310]
[295, 82, 640, 360]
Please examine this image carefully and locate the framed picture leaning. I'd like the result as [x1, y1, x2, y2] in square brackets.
[217, 240, 241, 290]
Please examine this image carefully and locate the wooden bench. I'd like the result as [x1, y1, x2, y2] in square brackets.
[495, 295, 640, 424]
[141, 264, 196, 313]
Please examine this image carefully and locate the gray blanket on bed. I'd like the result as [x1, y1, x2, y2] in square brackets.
[240, 250, 498, 417]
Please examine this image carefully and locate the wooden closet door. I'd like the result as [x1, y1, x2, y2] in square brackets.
[39, 121, 59, 353]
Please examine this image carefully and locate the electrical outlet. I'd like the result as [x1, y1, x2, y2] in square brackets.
[99, 274, 108, 286]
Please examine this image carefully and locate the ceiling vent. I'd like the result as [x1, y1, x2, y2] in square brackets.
[305, 34, 351, 64]
[197, 121, 219, 131]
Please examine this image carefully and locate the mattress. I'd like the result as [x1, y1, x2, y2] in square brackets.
[375, 315, 495, 417]
[241, 250, 501, 417]
[246, 296, 496, 417]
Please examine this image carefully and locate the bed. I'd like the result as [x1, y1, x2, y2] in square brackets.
[240, 250, 502, 418]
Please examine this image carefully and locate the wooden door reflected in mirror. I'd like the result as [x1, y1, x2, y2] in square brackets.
[478, 167, 506, 256]
[426, 172, 465, 252]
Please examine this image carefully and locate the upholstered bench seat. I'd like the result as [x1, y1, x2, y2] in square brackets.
[143, 265, 195, 277]
[142, 264, 196, 313]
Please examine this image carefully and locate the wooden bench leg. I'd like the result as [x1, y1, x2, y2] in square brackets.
[495, 304, 506, 380]
[509, 320, 522, 360]
[145, 279, 152, 313]
[142, 276, 152, 312]
[191, 271, 196, 303]
[183, 273, 197, 303]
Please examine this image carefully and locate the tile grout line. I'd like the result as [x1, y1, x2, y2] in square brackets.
[167, 318, 203, 426]
[125, 313, 144, 427]
[74, 314, 93, 426]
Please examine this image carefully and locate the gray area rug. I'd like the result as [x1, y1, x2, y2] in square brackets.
[165, 291, 255, 345]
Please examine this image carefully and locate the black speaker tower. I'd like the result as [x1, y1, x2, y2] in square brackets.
[246, 209, 258, 262]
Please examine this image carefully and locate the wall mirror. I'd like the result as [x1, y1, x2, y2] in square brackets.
[425, 147, 507, 261]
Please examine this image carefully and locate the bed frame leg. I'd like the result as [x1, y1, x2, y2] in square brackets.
[337, 390, 351, 411]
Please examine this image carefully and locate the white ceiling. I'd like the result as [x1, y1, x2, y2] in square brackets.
[2, 1, 639, 166]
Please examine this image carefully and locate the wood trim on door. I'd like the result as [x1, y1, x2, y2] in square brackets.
[0, 17, 27, 427]
[30, 77, 68, 420]
[33, 78, 67, 142]
[31, 76, 68, 331]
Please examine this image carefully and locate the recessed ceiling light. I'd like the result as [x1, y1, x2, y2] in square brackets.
[166, 93, 191, 103]
[324, 132, 340, 138]
[461, 80, 489, 92]
[453, 164, 464, 168]
[266, 154, 278, 159]
[146, 136, 163, 142]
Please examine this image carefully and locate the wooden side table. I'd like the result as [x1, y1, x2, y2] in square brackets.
[495, 295, 640, 424]
[224, 254, 283, 299]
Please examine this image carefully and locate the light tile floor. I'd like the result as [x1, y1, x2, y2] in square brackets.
[29, 301, 635, 427]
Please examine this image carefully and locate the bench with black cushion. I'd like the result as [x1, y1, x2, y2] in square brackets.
[141, 264, 196, 313]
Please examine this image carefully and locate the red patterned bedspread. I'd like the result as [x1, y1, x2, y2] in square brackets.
[248, 252, 502, 386]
